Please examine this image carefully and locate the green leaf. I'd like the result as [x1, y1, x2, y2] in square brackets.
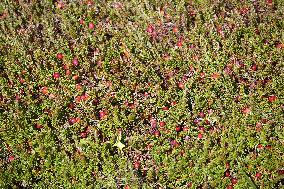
[113, 141, 125, 151]
[242, 170, 258, 189]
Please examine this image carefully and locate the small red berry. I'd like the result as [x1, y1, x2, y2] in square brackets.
[177, 40, 183, 47]
[175, 126, 182, 132]
[68, 103, 75, 109]
[150, 118, 157, 128]
[183, 126, 189, 132]
[198, 126, 205, 132]
[154, 130, 160, 137]
[63, 64, 69, 70]
[8, 156, 15, 162]
[162, 106, 169, 111]
[72, 58, 79, 66]
[198, 133, 203, 139]
[178, 82, 184, 89]
[171, 101, 177, 106]
[256, 122, 262, 132]
[208, 109, 214, 115]
[133, 161, 140, 169]
[173, 26, 178, 33]
[231, 178, 238, 185]
[276, 43, 284, 49]
[35, 123, 43, 129]
[194, 119, 200, 125]
[57, 53, 63, 60]
[76, 84, 82, 91]
[81, 93, 89, 101]
[19, 77, 25, 84]
[187, 182, 192, 188]
[41, 86, 48, 95]
[261, 118, 268, 123]
[75, 95, 82, 103]
[146, 24, 154, 33]
[57, 2, 64, 9]
[73, 75, 79, 80]
[146, 143, 153, 150]
[199, 111, 205, 118]
[226, 162, 230, 169]
[225, 170, 231, 177]
[80, 132, 87, 138]
[255, 172, 262, 179]
[79, 19, 84, 25]
[251, 64, 258, 71]
[69, 118, 77, 124]
[256, 122, 262, 127]
[242, 107, 251, 115]
[84, 126, 90, 133]
[268, 95, 277, 102]
[278, 170, 284, 175]
[87, 0, 93, 6]
[266, 0, 273, 6]
[53, 72, 60, 79]
[15, 94, 21, 101]
[171, 140, 179, 147]
[75, 117, 81, 123]
[227, 185, 234, 189]
[211, 72, 220, 79]
[99, 110, 107, 119]
[182, 75, 189, 81]
[89, 22, 95, 29]
[159, 121, 166, 127]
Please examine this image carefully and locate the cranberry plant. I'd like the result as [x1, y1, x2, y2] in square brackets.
[0, 0, 283, 188]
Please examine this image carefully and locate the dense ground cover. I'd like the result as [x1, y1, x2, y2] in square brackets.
[0, 0, 284, 188]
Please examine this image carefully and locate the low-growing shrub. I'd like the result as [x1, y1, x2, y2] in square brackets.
[0, 0, 283, 188]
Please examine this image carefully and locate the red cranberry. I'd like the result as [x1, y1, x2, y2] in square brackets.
[57, 53, 63, 60]
[79, 19, 84, 25]
[53, 72, 60, 79]
[199, 111, 205, 118]
[170, 101, 177, 106]
[69, 118, 77, 124]
[198, 126, 205, 132]
[268, 95, 277, 102]
[162, 106, 169, 111]
[197, 133, 203, 139]
[177, 40, 183, 47]
[178, 82, 184, 89]
[133, 161, 140, 169]
[8, 156, 15, 162]
[231, 178, 238, 185]
[35, 123, 43, 129]
[227, 185, 234, 189]
[80, 132, 87, 138]
[99, 110, 107, 119]
[159, 121, 166, 127]
[183, 126, 189, 132]
[225, 170, 231, 177]
[255, 172, 262, 179]
[251, 64, 258, 71]
[146, 24, 154, 33]
[175, 126, 182, 132]
[89, 22, 95, 29]
[154, 130, 160, 137]
[72, 58, 79, 66]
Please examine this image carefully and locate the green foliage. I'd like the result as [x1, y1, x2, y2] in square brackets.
[0, 0, 284, 188]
